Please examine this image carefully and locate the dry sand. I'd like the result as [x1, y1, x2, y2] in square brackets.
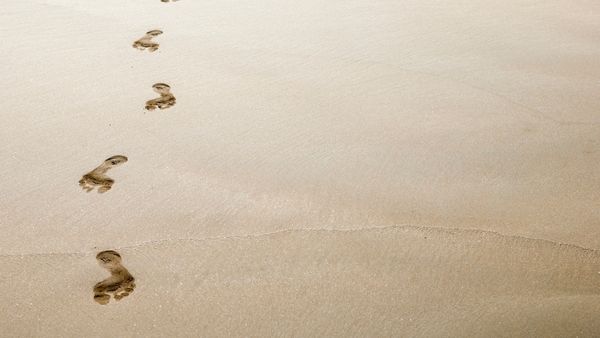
[1, 0, 599, 336]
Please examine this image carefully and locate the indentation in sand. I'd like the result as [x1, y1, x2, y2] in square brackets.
[93, 250, 136, 305]
[145, 83, 176, 111]
[79, 155, 128, 193]
[132, 30, 163, 52]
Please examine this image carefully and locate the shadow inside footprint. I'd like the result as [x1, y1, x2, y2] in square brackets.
[93, 250, 136, 305]
[79, 155, 128, 193]
[145, 83, 176, 111]
[132, 30, 163, 52]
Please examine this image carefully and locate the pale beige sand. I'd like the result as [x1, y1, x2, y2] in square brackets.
[1, 0, 599, 336]
[2, 227, 600, 337]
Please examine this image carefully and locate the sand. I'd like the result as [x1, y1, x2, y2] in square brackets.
[4, 227, 600, 337]
[1, 0, 599, 336]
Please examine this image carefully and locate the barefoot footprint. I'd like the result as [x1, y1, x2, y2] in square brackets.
[145, 83, 176, 111]
[93, 250, 136, 305]
[132, 30, 163, 52]
[79, 155, 128, 193]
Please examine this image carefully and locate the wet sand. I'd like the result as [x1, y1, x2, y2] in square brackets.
[1, 0, 599, 336]
[2, 227, 600, 337]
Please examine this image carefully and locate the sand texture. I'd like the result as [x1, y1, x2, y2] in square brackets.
[3, 227, 600, 337]
[1, 0, 599, 336]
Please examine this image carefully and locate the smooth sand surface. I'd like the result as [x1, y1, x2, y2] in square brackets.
[4, 227, 600, 337]
[1, 0, 599, 336]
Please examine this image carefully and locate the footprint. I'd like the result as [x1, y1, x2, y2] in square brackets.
[93, 250, 136, 305]
[161, 0, 180, 2]
[79, 155, 128, 193]
[132, 30, 163, 52]
[145, 83, 176, 111]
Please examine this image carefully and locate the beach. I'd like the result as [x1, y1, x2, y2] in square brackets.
[1, 0, 599, 336]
